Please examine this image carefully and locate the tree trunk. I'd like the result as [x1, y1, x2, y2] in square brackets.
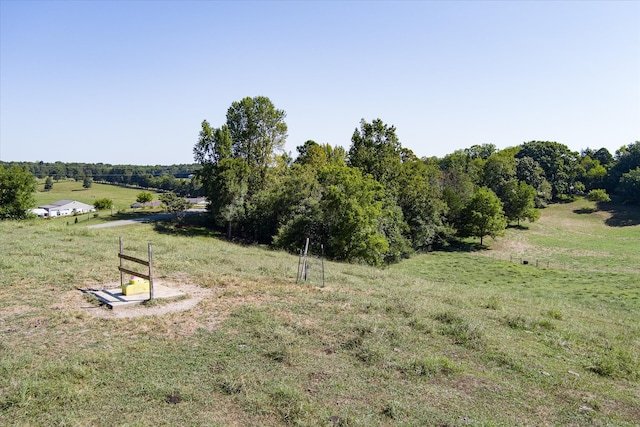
[227, 221, 232, 240]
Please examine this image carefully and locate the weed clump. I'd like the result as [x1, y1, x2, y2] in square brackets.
[403, 356, 459, 377]
[589, 346, 639, 380]
[433, 311, 484, 349]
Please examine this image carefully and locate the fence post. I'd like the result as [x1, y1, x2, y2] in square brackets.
[148, 243, 154, 300]
[119, 237, 124, 288]
[302, 237, 310, 282]
[321, 244, 325, 288]
[296, 249, 303, 284]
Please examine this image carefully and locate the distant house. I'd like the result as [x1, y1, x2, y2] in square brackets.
[130, 201, 162, 209]
[30, 200, 96, 218]
[185, 197, 206, 205]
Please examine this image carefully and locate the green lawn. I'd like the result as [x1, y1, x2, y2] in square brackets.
[0, 199, 638, 426]
[33, 179, 162, 213]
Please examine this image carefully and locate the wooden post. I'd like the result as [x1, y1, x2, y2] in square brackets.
[148, 242, 154, 300]
[119, 237, 124, 288]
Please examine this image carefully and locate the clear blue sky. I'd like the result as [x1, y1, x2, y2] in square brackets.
[1, 1, 638, 165]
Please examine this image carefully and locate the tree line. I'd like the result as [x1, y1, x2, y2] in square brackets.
[2, 95, 639, 266]
[194, 96, 640, 265]
[0, 161, 203, 196]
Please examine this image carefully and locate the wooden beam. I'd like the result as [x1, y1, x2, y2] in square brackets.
[118, 266, 151, 281]
[118, 253, 150, 266]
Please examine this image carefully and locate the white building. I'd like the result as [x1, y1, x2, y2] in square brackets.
[31, 200, 96, 218]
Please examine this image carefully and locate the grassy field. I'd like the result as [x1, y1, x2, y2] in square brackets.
[0, 198, 638, 426]
[33, 179, 163, 214]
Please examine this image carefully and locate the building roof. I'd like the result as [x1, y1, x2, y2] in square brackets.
[39, 200, 94, 211]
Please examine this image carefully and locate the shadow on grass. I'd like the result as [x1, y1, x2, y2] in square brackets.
[573, 207, 596, 215]
[92, 210, 163, 222]
[597, 201, 640, 227]
[507, 224, 531, 230]
[153, 213, 224, 239]
[440, 240, 487, 253]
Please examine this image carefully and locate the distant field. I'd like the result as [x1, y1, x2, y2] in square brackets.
[0, 198, 638, 426]
[483, 198, 640, 273]
[33, 179, 163, 213]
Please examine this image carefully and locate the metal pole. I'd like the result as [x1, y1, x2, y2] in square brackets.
[302, 237, 310, 282]
[321, 244, 325, 288]
[296, 249, 303, 283]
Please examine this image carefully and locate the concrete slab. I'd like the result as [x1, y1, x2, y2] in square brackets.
[89, 283, 185, 309]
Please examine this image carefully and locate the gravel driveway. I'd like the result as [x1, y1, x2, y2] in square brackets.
[87, 209, 206, 229]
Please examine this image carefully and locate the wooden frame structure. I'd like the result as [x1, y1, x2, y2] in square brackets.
[118, 237, 154, 300]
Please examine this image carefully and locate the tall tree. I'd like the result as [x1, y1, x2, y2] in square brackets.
[481, 151, 516, 196]
[225, 96, 287, 192]
[0, 166, 37, 220]
[515, 156, 551, 207]
[159, 192, 192, 221]
[212, 158, 250, 239]
[610, 141, 640, 194]
[83, 176, 93, 189]
[617, 167, 640, 204]
[319, 165, 389, 265]
[44, 176, 54, 191]
[348, 118, 404, 193]
[459, 187, 507, 245]
[397, 159, 449, 250]
[515, 141, 579, 200]
[501, 181, 540, 225]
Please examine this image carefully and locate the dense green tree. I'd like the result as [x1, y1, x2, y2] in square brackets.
[577, 155, 607, 191]
[225, 96, 287, 192]
[610, 142, 640, 193]
[586, 189, 611, 203]
[136, 192, 154, 205]
[319, 165, 389, 265]
[515, 141, 579, 200]
[481, 151, 516, 196]
[275, 163, 398, 265]
[94, 198, 114, 210]
[295, 140, 328, 168]
[44, 176, 54, 191]
[464, 143, 497, 160]
[617, 167, 640, 203]
[397, 159, 449, 250]
[272, 164, 325, 252]
[0, 165, 37, 220]
[159, 192, 192, 220]
[439, 153, 477, 234]
[212, 158, 250, 239]
[194, 97, 288, 240]
[501, 180, 539, 225]
[83, 176, 93, 188]
[348, 118, 404, 193]
[515, 156, 551, 207]
[459, 187, 507, 245]
[582, 147, 615, 169]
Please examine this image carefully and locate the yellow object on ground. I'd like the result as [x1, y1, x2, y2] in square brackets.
[122, 278, 150, 296]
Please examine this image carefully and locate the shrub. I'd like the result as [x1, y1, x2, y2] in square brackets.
[587, 189, 610, 202]
[94, 198, 113, 210]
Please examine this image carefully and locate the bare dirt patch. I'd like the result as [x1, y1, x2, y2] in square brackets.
[77, 281, 213, 320]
